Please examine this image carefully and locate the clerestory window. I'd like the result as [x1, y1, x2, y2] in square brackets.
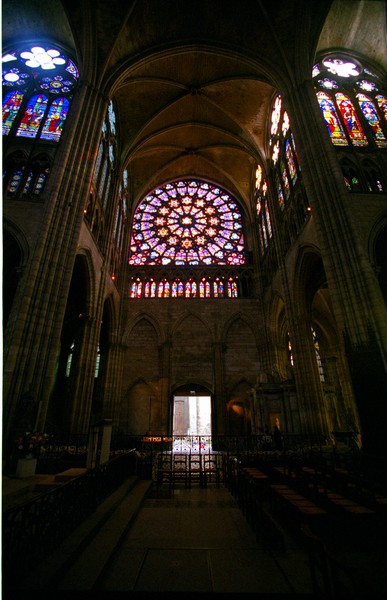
[2, 44, 78, 142]
[313, 55, 387, 149]
[269, 95, 301, 211]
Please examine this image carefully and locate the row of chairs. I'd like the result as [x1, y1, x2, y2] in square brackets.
[156, 452, 223, 490]
[228, 459, 386, 597]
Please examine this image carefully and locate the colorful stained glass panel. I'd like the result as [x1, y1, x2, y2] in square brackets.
[376, 95, 387, 121]
[129, 180, 245, 266]
[16, 94, 48, 138]
[316, 92, 348, 145]
[2, 90, 24, 135]
[357, 94, 387, 147]
[335, 93, 368, 146]
[40, 97, 69, 141]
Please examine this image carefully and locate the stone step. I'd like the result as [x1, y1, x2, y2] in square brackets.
[20, 475, 152, 590]
[54, 467, 88, 481]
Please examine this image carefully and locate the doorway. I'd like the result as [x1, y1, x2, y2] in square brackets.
[173, 394, 212, 436]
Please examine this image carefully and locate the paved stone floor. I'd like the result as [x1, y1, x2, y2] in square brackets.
[90, 484, 314, 595]
[4, 474, 387, 598]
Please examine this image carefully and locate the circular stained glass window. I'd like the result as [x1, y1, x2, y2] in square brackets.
[129, 180, 246, 266]
[2, 45, 78, 92]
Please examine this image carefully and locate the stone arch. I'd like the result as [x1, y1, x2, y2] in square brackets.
[119, 378, 159, 436]
[268, 292, 293, 381]
[46, 252, 94, 434]
[222, 314, 261, 435]
[293, 245, 357, 433]
[120, 317, 162, 435]
[123, 312, 163, 346]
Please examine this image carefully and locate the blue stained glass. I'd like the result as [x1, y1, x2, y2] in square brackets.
[16, 94, 48, 138]
[40, 97, 69, 141]
[2, 89, 24, 134]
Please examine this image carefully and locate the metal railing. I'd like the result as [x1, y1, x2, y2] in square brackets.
[3, 450, 136, 590]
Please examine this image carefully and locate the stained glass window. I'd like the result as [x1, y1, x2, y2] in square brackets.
[335, 92, 368, 146]
[7, 169, 24, 194]
[313, 55, 387, 149]
[357, 94, 387, 147]
[129, 180, 245, 266]
[255, 164, 272, 254]
[270, 94, 300, 209]
[129, 274, 240, 298]
[376, 95, 387, 120]
[2, 90, 24, 135]
[40, 97, 70, 142]
[316, 91, 348, 145]
[16, 94, 48, 138]
[2, 44, 77, 141]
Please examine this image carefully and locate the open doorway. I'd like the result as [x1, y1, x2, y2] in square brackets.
[173, 395, 212, 436]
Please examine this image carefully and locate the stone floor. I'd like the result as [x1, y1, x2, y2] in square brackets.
[3, 472, 387, 598]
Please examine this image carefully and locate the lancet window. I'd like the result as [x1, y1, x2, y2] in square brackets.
[269, 95, 300, 211]
[2, 44, 78, 198]
[313, 55, 387, 149]
[313, 55, 386, 193]
[86, 100, 118, 247]
[2, 44, 77, 141]
[255, 164, 272, 255]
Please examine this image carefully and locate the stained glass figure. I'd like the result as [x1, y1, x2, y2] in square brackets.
[317, 92, 348, 145]
[285, 139, 297, 183]
[376, 95, 387, 121]
[108, 100, 116, 135]
[2, 90, 24, 135]
[271, 95, 281, 136]
[335, 92, 368, 146]
[281, 111, 290, 136]
[276, 176, 285, 210]
[265, 206, 272, 238]
[357, 94, 387, 147]
[129, 180, 245, 266]
[272, 141, 279, 163]
[281, 162, 290, 198]
[255, 165, 262, 191]
[40, 97, 69, 141]
[16, 94, 48, 138]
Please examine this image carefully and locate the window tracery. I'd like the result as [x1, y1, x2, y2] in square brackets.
[2, 44, 77, 142]
[269, 95, 300, 211]
[2, 44, 78, 199]
[129, 180, 245, 267]
[313, 55, 387, 149]
[255, 165, 272, 255]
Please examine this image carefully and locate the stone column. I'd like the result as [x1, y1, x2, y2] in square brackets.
[3, 81, 109, 448]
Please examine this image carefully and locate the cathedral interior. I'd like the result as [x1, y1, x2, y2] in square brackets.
[2, 0, 387, 596]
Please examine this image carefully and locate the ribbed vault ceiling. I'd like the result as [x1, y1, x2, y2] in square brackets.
[3, 0, 387, 212]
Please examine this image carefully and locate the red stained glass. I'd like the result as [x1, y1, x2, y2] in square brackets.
[335, 93, 368, 146]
